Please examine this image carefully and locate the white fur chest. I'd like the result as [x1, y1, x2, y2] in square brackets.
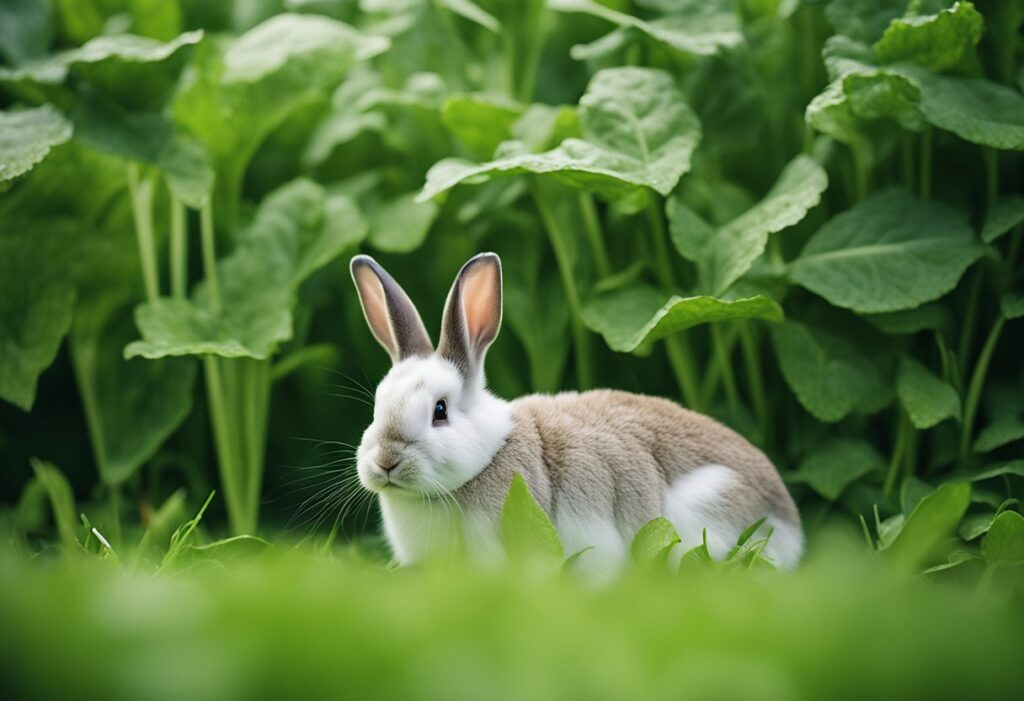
[378, 492, 504, 565]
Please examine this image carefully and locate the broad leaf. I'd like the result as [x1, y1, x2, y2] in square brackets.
[668, 155, 827, 295]
[982, 195, 1024, 243]
[790, 189, 985, 313]
[981, 510, 1024, 565]
[896, 355, 960, 429]
[974, 416, 1024, 453]
[0, 0, 52, 64]
[366, 191, 439, 253]
[883, 482, 971, 573]
[420, 67, 701, 206]
[825, 0, 903, 43]
[583, 284, 782, 353]
[126, 179, 366, 360]
[792, 439, 884, 501]
[771, 319, 892, 422]
[864, 303, 951, 335]
[874, 2, 983, 71]
[630, 517, 680, 565]
[0, 106, 73, 186]
[441, 93, 523, 158]
[501, 473, 562, 560]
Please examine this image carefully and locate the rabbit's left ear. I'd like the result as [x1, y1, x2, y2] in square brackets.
[438, 253, 502, 381]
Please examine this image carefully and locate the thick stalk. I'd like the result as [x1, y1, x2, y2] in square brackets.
[200, 201, 221, 312]
[919, 127, 933, 200]
[959, 316, 1005, 464]
[711, 325, 739, 415]
[579, 193, 611, 278]
[127, 164, 159, 302]
[739, 323, 769, 439]
[204, 357, 246, 534]
[956, 270, 983, 378]
[244, 359, 272, 533]
[170, 194, 187, 299]
[647, 203, 701, 409]
[883, 411, 909, 501]
[530, 182, 593, 389]
[850, 143, 870, 202]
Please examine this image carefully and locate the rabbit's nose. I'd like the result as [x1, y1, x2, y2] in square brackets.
[377, 459, 400, 473]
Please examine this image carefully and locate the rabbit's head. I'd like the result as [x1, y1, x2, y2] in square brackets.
[349, 253, 513, 497]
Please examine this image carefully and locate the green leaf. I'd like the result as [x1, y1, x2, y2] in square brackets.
[0, 0, 53, 64]
[367, 192, 439, 253]
[70, 292, 196, 486]
[825, 0, 903, 43]
[982, 195, 1024, 243]
[0, 106, 73, 186]
[894, 66, 1024, 151]
[30, 459, 80, 554]
[896, 355, 960, 429]
[668, 155, 827, 295]
[0, 219, 78, 411]
[883, 482, 971, 573]
[441, 93, 523, 158]
[175, 14, 388, 219]
[631, 517, 680, 565]
[440, 0, 500, 32]
[874, 2, 984, 71]
[793, 439, 884, 501]
[1001, 290, 1024, 319]
[790, 189, 985, 313]
[551, 0, 742, 58]
[962, 460, 1024, 482]
[420, 67, 700, 204]
[583, 284, 782, 353]
[864, 303, 951, 335]
[177, 534, 273, 568]
[771, 320, 893, 422]
[501, 473, 562, 560]
[974, 416, 1024, 453]
[126, 179, 366, 360]
[981, 510, 1024, 565]
[0, 30, 203, 110]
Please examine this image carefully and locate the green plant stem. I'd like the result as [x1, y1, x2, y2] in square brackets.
[204, 357, 246, 534]
[919, 127, 932, 200]
[956, 269, 983, 378]
[170, 194, 187, 299]
[983, 148, 998, 209]
[109, 483, 122, 549]
[244, 359, 271, 532]
[711, 325, 739, 415]
[127, 164, 159, 302]
[530, 182, 593, 390]
[900, 134, 914, 192]
[646, 202, 701, 409]
[850, 143, 870, 202]
[579, 193, 611, 278]
[883, 411, 909, 501]
[959, 315, 1006, 465]
[739, 323, 769, 439]
[200, 200, 221, 313]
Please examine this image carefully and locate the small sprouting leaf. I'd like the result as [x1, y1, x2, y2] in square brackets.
[981, 510, 1024, 565]
[631, 517, 680, 565]
[896, 355, 961, 429]
[442, 93, 523, 158]
[982, 195, 1024, 243]
[126, 180, 366, 360]
[668, 154, 827, 295]
[882, 482, 971, 574]
[30, 459, 80, 554]
[0, 106, 73, 185]
[790, 189, 986, 314]
[792, 439, 884, 501]
[582, 284, 782, 353]
[177, 534, 273, 568]
[771, 320, 893, 422]
[420, 67, 701, 205]
[501, 473, 562, 560]
[874, 2, 984, 72]
[367, 191, 439, 253]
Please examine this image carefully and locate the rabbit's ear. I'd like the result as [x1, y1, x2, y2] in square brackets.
[350, 255, 433, 364]
[438, 253, 502, 381]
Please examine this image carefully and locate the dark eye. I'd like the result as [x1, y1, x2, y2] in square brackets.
[433, 399, 448, 424]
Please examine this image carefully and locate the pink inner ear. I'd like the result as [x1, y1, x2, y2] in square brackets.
[354, 266, 397, 356]
[462, 261, 500, 348]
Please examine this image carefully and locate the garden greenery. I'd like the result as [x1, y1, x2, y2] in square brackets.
[0, 0, 1023, 697]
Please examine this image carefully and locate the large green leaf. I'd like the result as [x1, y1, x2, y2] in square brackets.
[501, 473, 562, 561]
[175, 14, 388, 221]
[70, 291, 195, 486]
[0, 219, 78, 411]
[583, 284, 782, 353]
[825, 0, 903, 43]
[0, 30, 202, 110]
[790, 190, 985, 313]
[441, 93, 523, 159]
[792, 439, 884, 501]
[771, 319, 893, 422]
[896, 355, 960, 429]
[981, 195, 1024, 243]
[0, 0, 53, 64]
[874, 1, 983, 71]
[420, 67, 700, 206]
[883, 482, 971, 573]
[126, 179, 366, 360]
[0, 106, 73, 186]
[551, 0, 742, 58]
[982, 511, 1024, 565]
[366, 191, 439, 253]
[668, 155, 827, 295]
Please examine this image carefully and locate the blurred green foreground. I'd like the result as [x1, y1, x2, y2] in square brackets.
[2, 535, 1023, 701]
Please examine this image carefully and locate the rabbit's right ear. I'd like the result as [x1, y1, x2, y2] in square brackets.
[350, 255, 433, 364]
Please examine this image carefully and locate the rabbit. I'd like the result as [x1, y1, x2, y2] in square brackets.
[350, 252, 803, 577]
